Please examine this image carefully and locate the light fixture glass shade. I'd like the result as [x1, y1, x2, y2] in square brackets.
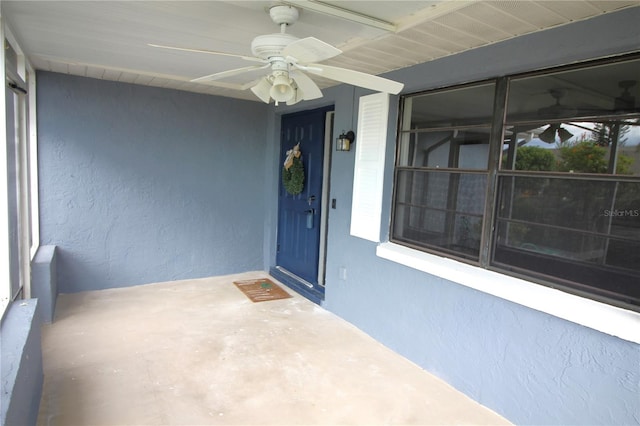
[539, 125, 557, 143]
[250, 78, 272, 104]
[270, 74, 294, 102]
[336, 131, 355, 152]
[336, 136, 350, 151]
[557, 127, 574, 143]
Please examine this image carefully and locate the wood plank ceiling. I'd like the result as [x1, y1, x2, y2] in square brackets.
[2, 1, 638, 102]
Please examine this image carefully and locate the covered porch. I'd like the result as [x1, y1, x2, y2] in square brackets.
[36, 272, 509, 425]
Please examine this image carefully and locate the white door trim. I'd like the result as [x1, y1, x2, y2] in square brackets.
[317, 110, 334, 287]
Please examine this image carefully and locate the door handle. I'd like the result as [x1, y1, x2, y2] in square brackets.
[305, 209, 315, 229]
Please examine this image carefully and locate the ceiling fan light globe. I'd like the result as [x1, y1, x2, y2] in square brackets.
[270, 75, 294, 102]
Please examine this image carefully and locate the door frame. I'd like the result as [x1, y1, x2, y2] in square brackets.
[317, 110, 334, 287]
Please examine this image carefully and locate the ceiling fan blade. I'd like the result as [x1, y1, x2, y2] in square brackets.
[282, 37, 342, 63]
[191, 64, 270, 83]
[306, 63, 404, 95]
[148, 43, 264, 63]
[291, 71, 323, 101]
[250, 78, 272, 104]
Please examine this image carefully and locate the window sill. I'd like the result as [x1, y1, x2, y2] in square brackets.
[376, 242, 640, 344]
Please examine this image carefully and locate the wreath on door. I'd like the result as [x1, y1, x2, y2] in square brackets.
[282, 142, 304, 195]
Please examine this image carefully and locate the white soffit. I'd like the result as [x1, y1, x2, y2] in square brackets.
[327, 1, 639, 73]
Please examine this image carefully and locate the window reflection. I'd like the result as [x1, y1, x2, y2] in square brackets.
[506, 59, 640, 121]
[502, 119, 640, 175]
[394, 170, 487, 260]
[398, 129, 491, 169]
[405, 83, 496, 129]
[494, 176, 640, 303]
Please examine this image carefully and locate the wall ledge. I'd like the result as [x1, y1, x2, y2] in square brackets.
[0, 299, 43, 426]
[377, 242, 640, 344]
[32, 245, 58, 323]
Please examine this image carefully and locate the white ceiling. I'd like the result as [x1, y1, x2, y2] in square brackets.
[2, 1, 638, 102]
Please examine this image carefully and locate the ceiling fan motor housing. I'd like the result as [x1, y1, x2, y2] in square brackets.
[251, 33, 298, 59]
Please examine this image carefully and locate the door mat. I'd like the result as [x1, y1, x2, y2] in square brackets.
[233, 278, 292, 303]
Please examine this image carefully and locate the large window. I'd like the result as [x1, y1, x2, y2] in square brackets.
[391, 55, 640, 310]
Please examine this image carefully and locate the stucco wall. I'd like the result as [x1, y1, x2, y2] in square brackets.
[1, 299, 43, 426]
[266, 7, 640, 425]
[37, 73, 269, 293]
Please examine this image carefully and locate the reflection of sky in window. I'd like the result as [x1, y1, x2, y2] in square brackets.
[517, 120, 640, 148]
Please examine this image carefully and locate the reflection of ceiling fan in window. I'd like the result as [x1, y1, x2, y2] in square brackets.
[537, 89, 576, 143]
[537, 88, 578, 119]
[614, 80, 636, 111]
[538, 123, 573, 143]
[537, 81, 638, 143]
[149, 5, 403, 105]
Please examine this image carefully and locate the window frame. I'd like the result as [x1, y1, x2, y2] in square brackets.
[391, 78, 505, 264]
[0, 19, 10, 316]
[1, 20, 38, 319]
[389, 53, 640, 314]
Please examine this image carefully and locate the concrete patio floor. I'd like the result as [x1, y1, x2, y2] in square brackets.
[37, 271, 511, 425]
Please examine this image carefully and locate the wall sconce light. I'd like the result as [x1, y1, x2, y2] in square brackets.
[336, 130, 355, 151]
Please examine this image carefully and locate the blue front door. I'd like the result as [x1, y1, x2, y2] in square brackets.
[275, 107, 331, 291]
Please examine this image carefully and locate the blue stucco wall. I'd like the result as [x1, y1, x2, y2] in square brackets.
[265, 7, 640, 426]
[1, 299, 43, 426]
[31, 245, 57, 323]
[37, 73, 268, 293]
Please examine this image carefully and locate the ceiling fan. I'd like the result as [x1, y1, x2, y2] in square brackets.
[149, 4, 404, 105]
[535, 89, 577, 143]
[537, 88, 578, 119]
